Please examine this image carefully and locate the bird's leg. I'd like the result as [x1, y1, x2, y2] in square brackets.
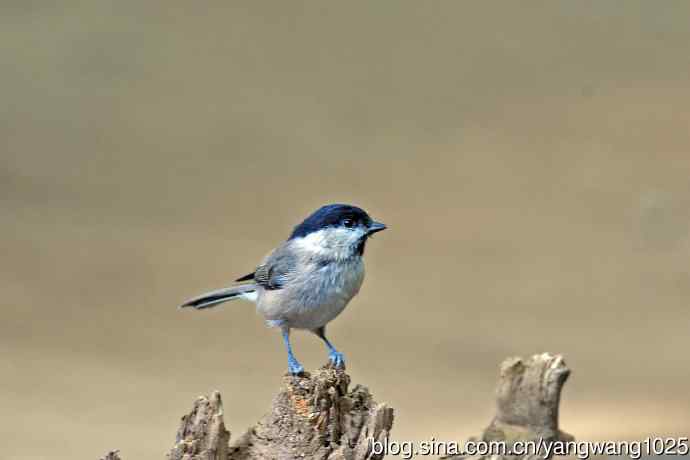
[281, 327, 304, 375]
[313, 326, 345, 368]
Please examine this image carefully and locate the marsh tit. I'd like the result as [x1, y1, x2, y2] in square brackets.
[180, 203, 387, 375]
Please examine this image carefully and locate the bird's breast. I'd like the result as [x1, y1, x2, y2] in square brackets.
[317, 257, 365, 299]
[257, 257, 365, 329]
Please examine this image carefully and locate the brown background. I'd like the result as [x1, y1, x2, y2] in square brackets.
[2, 2, 689, 459]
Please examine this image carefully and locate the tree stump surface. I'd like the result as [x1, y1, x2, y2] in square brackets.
[167, 390, 230, 460]
[100, 353, 573, 460]
[164, 365, 393, 460]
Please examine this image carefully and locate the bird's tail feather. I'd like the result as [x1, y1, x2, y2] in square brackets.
[179, 284, 257, 310]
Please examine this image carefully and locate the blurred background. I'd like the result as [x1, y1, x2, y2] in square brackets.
[2, 2, 690, 459]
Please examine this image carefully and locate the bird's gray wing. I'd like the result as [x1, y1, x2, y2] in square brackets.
[237, 246, 298, 290]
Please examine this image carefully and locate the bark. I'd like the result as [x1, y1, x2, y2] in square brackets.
[167, 391, 230, 460]
[100, 353, 572, 460]
[165, 365, 393, 460]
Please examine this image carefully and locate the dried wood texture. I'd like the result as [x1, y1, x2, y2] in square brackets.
[167, 391, 230, 460]
[228, 366, 394, 460]
[160, 365, 393, 460]
[444, 352, 573, 460]
[99, 353, 571, 460]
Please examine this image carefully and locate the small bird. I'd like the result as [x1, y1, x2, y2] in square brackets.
[180, 203, 386, 375]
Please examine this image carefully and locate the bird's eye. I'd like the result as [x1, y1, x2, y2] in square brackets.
[342, 218, 355, 228]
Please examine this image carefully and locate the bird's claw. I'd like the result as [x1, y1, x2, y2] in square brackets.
[328, 351, 345, 369]
[288, 358, 305, 376]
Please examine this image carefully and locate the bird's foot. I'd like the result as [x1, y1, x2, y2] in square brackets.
[328, 350, 345, 369]
[287, 357, 305, 376]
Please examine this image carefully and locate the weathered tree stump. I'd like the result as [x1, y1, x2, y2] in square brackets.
[100, 353, 573, 460]
[443, 352, 573, 460]
[167, 391, 230, 460]
[166, 365, 393, 460]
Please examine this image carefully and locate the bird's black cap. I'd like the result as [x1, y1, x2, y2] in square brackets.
[289, 204, 373, 239]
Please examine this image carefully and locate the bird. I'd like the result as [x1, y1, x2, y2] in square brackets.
[180, 203, 387, 375]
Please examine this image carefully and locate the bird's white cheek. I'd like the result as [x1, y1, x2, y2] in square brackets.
[293, 230, 329, 255]
[294, 229, 362, 259]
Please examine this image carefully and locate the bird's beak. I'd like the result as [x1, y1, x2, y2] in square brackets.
[367, 221, 387, 235]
